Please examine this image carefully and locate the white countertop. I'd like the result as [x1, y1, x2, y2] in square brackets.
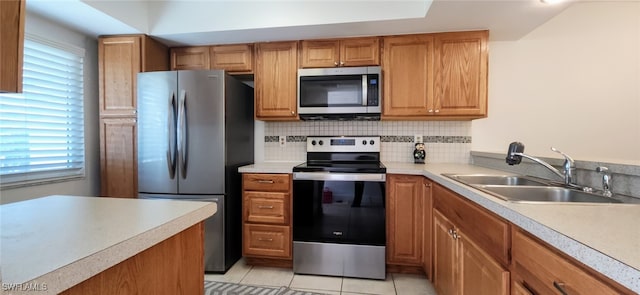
[0, 195, 217, 294]
[239, 161, 640, 292]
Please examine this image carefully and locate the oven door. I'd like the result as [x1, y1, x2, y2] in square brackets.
[292, 172, 386, 246]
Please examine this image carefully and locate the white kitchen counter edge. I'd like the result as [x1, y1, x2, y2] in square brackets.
[386, 162, 639, 293]
[240, 161, 639, 292]
[4, 198, 217, 295]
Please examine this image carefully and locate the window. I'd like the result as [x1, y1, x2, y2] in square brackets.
[0, 35, 85, 188]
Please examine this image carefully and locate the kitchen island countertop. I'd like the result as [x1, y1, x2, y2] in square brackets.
[0, 195, 217, 294]
[239, 161, 640, 292]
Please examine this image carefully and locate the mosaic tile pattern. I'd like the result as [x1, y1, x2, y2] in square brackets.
[260, 121, 473, 163]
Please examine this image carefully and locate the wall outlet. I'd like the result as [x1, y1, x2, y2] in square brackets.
[414, 134, 423, 143]
[279, 135, 286, 147]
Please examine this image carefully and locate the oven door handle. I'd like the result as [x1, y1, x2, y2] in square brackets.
[293, 172, 386, 182]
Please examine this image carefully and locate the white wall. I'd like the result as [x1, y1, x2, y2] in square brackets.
[473, 2, 640, 165]
[0, 13, 100, 204]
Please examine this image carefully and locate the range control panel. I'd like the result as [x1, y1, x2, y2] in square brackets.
[306, 136, 380, 153]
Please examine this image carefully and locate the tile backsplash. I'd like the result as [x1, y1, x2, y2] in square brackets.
[261, 121, 472, 163]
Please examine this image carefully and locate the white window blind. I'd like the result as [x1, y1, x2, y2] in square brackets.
[0, 35, 85, 187]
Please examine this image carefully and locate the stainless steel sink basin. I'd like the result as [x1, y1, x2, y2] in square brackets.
[442, 173, 629, 204]
[478, 186, 623, 204]
[443, 174, 550, 186]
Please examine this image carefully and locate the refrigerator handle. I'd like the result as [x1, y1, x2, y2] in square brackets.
[178, 89, 188, 179]
[166, 92, 177, 179]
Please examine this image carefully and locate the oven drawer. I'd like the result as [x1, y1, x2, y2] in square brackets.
[243, 192, 290, 225]
[243, 174, 291, 192]
[243, 224, 292, 258]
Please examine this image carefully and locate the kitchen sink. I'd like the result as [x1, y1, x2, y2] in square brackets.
[478, 186, 623, 204]
[443, 174, 550, 186]
[443, 173, 628, 204]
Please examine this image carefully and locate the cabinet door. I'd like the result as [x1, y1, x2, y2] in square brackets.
[433, 210, 457, 295]
[340, 37, 380, 67]
[255, 41, 298, 120]
[0, 0, 25, 93]
[170, 46, 210, 70]
[433, 31, 488, 117]
[458, 230, 509, 295]
[387, 174, 423, 265]
[99, 36, 141, 116]
[300, 40, 340, 68]
[382, 34, 434, 118]
[422, 179, 433, 279]
[210, 44, 253, 73]
[100, 118, 137, 198]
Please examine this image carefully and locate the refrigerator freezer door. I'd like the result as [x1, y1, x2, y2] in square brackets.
[138, 72, 179, 194]
[138, 193, 226, 272]
[177, 70, 226, 195]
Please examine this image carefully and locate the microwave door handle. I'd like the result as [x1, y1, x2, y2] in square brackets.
[362, 75, 368, 106]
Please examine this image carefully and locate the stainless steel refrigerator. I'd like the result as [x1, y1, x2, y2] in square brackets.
[136, 70, 254, 273]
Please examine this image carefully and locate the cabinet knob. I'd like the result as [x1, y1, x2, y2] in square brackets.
[428, 109, 434, 113]
[435, 109, 440, 113]
[340, 61, 345, 66]
[334, 61, 339, 66]
[291, 111, 295, 115]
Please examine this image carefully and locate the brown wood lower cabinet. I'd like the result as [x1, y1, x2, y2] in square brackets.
[387, 174, 424, 266]
[60, 222, 204, 295]
[243, 224, 291, 258]
[99, 118, 137, 198]
[511, 228, 633, 295]
[432, 183, 509, 295]
[242, 173, 293, 267]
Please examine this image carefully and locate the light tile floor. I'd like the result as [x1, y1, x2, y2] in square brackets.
[205, 258, 438, 295]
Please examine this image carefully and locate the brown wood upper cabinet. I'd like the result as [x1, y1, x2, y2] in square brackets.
[98, 35, 168, 198]
[382, 30, 488, 120]
[300, 37, 380, 68]
[0, 0, 25, 93]
[99, 35, 169, 117]
[210, 44, 253, 73]
[433, 31, 488, 117]
[170, 44, 254, 73]
[170, 46, 210, 70]
[254, 41, 298, 120]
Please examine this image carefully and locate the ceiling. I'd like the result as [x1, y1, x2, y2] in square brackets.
[26, 0, 573, 47]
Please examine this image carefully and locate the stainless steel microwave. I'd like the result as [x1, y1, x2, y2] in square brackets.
[297, 66, 381, 120]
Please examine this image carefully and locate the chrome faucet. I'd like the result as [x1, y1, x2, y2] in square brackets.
[506, 142, 577, 187]
[596, 166, 613, 197]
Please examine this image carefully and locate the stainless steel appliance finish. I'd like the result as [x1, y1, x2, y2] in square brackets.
[137, 70, 254, 273]
[297, 67, 381, 120]
[138, 194, 225, 270]
[294, 242, 386, 280]
[293, 136, 386, 280]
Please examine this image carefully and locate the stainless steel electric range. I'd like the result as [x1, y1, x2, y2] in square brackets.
[292, 136, 386, 280]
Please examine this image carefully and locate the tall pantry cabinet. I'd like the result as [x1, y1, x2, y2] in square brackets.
[98, 35, 168, 198]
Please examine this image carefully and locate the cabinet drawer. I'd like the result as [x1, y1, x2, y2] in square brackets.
[433, 183, 510, 266]
[243, 174, 290, 192]
[243, 224, 291, 258]
[512, 229, 628, 295]
[244, 192, 289, 225]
